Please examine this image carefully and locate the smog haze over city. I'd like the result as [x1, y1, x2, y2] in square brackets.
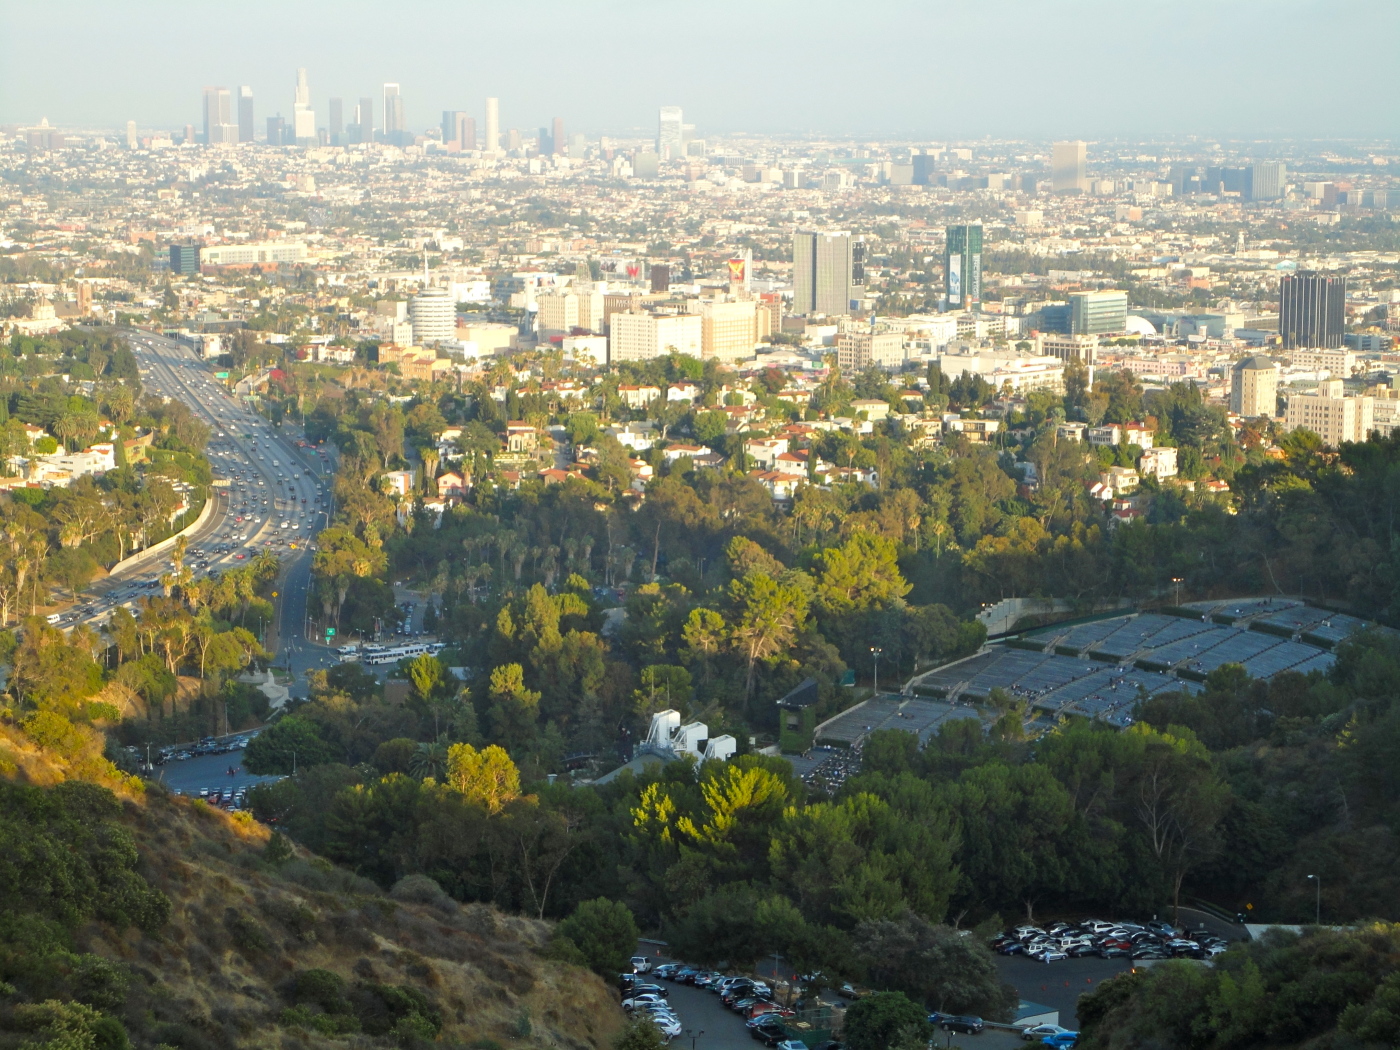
[3, 3, 1400, 1050]
[4, 0, 1400, 137]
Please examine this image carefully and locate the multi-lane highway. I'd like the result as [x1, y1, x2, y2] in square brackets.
[64, 331, 344, 688]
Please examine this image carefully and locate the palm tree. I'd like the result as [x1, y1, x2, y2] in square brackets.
[410, 737, 450, 780]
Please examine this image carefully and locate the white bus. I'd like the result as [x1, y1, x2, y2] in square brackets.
[364, 643, 433, 665]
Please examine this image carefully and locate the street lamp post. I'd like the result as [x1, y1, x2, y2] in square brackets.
[870, 647, 882, 697]
[684, 1030, 704, 1050]
[1307, 874, 1320, 925]
[1171, 576, 1184, 607]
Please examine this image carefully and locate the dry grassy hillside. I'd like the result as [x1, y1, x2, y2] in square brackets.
[119, 791, 622, 1049]
[4, 766, 626, 1050]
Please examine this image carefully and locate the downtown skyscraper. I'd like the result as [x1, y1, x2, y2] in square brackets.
[1280, 272, 1346, 349]
[292, 68, 315, 145]
[792, 230, 864, 316]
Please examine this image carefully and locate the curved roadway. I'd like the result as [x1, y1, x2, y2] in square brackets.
[69, 331, 342, 690]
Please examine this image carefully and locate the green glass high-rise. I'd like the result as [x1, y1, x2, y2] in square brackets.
[945, 224, 982, 309]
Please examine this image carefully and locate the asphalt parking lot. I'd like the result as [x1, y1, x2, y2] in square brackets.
[995, 955, 1132, 1028]
[152, 747, 281, 800]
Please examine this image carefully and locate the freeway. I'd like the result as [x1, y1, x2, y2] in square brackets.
[64, 331, 343, 692]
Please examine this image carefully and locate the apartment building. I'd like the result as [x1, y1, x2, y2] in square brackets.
[609, 312, 702, 362]
[1284, 380, 1375, 446]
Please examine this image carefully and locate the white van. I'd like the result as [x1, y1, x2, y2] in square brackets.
[45, 612, 63, 625]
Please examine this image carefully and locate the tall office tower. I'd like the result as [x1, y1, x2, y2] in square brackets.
[328, 98, 344, 144]
[657, 106, 683, 159]
[1249, 161, 1286, 201]
[292, 68, 315, 145]
[169, 244, 201, 276]
[551, 117, 564, 157]
[1052, 140, 1087, 193]
[1230, 355, 1278, 418]
[237, 86, 254, 143]
[266, 115, 287, 146]
[184, 123, 196, 145]
[441, 111, 460, 143]
[383, 83, 403, 139]
[944, 224, 983, 309]
[792, 230, 864, 316]
[202, 86, 232, 144]
[1169, 164, 1202, 196]
[507, 128, 521, 151]
[1280, 271, 1346, 349]
[569, 132, 585, 158]
[484, 97, 500, 151]
[125, 120, 137, 149]
[537, 126, 552, 154]
[357, 96, 374, 140]
[461, 115, 477, 150]
[1070, 290, 1129, 335]
[912, 153, 938, 185]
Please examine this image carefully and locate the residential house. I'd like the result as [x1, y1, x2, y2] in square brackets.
[1138, 447, 1178, 480]
[382, 470, 416, 497]
[744, 436, 789, 468]
[618, 384, 662, 410]
[850, 398, 890, 422]
[661, 444, 713, 463]
[944, 417, 1001, 443]
[437, 471, 467, 498]
[505, 422, 539, 454]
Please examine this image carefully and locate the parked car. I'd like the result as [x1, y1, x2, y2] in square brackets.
[1041, 1033, 1080, 1049]
[1021, 1025, 1073, 1042]
[749, 1020, 788, 1046]
[622, 994, 668, 1012]
[1131, 947, 1171, 960]
[776, 1041, 808, 1050]
[653, 964, 681, 979]
[630, 984, 668, 999]
[630, 956, 653, 973]
[1032, 948, 1069, 963]
[943, 1016, 984, 1034]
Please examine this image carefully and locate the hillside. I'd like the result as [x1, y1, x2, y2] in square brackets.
[0, 766, 626, 1050]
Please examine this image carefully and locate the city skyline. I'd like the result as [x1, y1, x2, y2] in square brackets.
[3, 0, 1398, 138]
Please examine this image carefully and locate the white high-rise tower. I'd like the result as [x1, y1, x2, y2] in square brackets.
[657, 106, 683, 160]
[485, 96, 500, 153]
[293, 68, 315, 145]
[383, 83, 403, 138]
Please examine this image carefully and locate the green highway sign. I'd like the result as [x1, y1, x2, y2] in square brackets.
[215, 371, 230, 378]
[325, 628, 336, 636]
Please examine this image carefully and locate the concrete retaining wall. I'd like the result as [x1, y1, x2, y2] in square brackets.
[105, 493, 215, 579]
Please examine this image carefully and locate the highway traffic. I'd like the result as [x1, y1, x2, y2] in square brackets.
[61, 331, 337, 680]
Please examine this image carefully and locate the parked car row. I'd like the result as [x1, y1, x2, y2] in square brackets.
[992, 919, 1230, 962]
[623, 960, 839, 1050]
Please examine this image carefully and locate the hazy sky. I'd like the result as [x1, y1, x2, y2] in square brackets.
[2, 0, 1396, 141]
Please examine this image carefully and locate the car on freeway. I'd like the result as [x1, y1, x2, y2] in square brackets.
[1022, 1025, 1074, 1042]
